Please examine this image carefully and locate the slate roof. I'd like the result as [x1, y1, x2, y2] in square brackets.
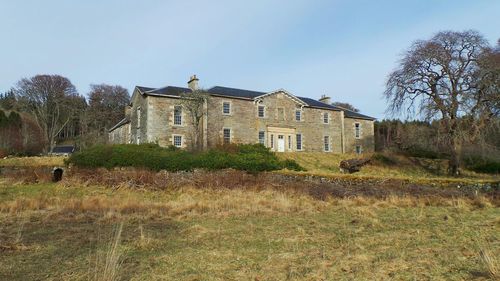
[136, 85, 375, 120]
[208, 86, 264, 99]
[109, 118, 130, 132]
[51, 145, 75, 154]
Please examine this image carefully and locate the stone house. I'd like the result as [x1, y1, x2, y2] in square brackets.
[109, 76, 375, 153]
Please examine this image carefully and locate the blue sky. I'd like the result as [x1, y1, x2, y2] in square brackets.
[1, 0, 499, 118]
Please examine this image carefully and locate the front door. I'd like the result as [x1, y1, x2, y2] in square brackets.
[277, 135, 285, 152]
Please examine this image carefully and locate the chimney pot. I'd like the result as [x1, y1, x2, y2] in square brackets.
[319, 95, 331, 105]
[188, 75, 199, 91]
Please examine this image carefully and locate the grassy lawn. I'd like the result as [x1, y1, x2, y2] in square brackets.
[0, 181, 498, 280]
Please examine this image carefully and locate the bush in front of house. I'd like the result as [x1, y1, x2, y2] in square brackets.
[66, 143, 304, 173]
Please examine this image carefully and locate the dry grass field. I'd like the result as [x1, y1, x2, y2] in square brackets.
[0, 154, 498, 280]
[279, 152, 499, 184]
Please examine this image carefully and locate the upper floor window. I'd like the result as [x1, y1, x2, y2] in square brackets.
[258, 105, 265, 118]
[295, 110, 302, 121]
[223, 128, 231, 144]
[296, 134, 302, 150]
[173, 135, 182, 147]
[174, 106, 182, 126]
[355, 123, 361, 138]
[258, 131, 265, 145]
[136, 107, 141, 128]
[222, 102, 231, 115]
[324, 136, 330, 152]
[323, 112, 329, 124]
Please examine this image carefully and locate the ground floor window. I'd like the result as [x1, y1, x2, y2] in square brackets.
[271, 134, 274, 149]
[324, 136, 330, 152]
[296, 134, 302, 150]
[356, 145, 362, 154]
[223, 128, 231, 144]
[173, 135, 182, 147]
[288, 135, 292, 150]
[258, 131, 265, 145]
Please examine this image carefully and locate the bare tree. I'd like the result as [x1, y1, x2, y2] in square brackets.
[384, 30, 499, 175]
[179, 90, 209, 151]
[332, 102, 359, 112]
[14, 75, 81, 152]
[84, 84, 130, 143]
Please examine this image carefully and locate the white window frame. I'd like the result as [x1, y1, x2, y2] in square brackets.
[136, 106, 141, 128]
[295, 110, 302, 121]
[296, 134, 302, 151]
[173, 135, 183, 148]
[173, 105, 182, 126]
[324, 135, 330, 152]
[258, 105, 265, 118]
[222, 101, 231, 115]
[355, 122, 361, 139]
[258, 131, 265, 145]
[323, 112, 329, 124]
[223, 128, 231, 144]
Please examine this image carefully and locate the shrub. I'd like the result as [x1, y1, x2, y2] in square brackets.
[66, 143, 304, 173]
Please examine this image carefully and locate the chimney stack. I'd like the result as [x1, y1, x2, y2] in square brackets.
[319, 94, 331, 105]
[188, 75, 199, 91]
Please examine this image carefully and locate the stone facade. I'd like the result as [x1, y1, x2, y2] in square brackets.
[109, 79, 375, 154]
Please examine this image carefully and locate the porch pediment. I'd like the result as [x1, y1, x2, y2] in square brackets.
[254, 89, 307, 107]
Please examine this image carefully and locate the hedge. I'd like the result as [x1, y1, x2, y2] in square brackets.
[66, 143, 304, 173]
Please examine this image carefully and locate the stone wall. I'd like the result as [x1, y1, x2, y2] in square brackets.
[205, 92, 344, 152]
[343, 118, 375, 154]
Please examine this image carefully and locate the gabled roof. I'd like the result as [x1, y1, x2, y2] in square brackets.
[145, 86, 192, 96]
[109, 118, 130, 132]
[133, 84, 376, 120]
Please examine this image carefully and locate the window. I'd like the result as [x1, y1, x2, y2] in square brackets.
[296, 134, 302, 150]
[355, 123, 361, 138]
[356, 145, 362, 154]
[223, 128, 231, 144]
[270, 134, 274, 148]
[295, 110, 302, 121]
[173, 135, 182, 147]
[258, 106, 265, 118]
[136, 107, 141, 128]
[323, 112, 329, 124]
[174, 106, 182, 126]
[258, 131, 265, 145]
[288, 135, 292, 150]
[277, 108, 285, 120]
[136, 133, 140, 144]
[324, 136, 330, 152]
[222, 102, 231, 115]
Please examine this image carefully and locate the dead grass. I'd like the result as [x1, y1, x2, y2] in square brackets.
[0, 181, 498, 280]
[278, 152, 500, 183]
[0, 156, 65, 167]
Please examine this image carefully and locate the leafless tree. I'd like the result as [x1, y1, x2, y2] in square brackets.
[83, 84, 130, 144]
[384, 30, 499, 175]
[14, 75, 82, 152]
[179, 90, 209, 151]
[332, 102, 359, 112]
